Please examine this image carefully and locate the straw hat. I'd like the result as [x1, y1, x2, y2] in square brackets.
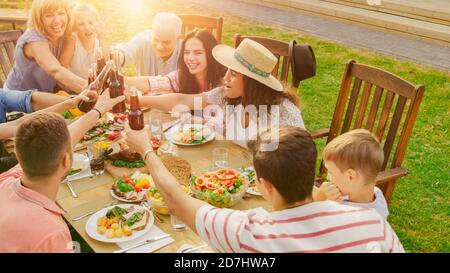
[212, 39, 283, 92]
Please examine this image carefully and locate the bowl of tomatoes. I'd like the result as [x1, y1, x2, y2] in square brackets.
[190, 168, 249, 208]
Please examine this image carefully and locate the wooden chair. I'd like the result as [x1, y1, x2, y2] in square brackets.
[0, 30, 23, 87]
[0, 1, 31, 30]
[311, 60, 425, 203]
[234, 34, 298, 88]
[179, 15, 223, 43]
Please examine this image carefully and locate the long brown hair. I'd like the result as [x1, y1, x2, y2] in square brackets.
[226, 75, 299, 111]
[178, 29, 226, 94]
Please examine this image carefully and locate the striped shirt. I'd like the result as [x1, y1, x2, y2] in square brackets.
[195, 201, 404, 253]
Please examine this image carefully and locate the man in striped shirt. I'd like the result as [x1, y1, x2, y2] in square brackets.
[125, 125, 404, 253]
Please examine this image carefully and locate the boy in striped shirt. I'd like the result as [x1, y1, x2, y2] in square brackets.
[125, 125, 404, 253]
[313, 129, 389, 220]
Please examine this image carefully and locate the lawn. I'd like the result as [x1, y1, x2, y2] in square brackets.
[16, 0, 450, 252]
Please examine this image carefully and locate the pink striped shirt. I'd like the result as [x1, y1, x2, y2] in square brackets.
[195, 201, 404, 253]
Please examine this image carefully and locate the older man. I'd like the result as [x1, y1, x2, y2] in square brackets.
[115, 12, 182, 76]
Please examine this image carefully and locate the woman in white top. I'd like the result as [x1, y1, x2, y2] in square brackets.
[59, 3, 107, 79]
[137, 39, 306, 145]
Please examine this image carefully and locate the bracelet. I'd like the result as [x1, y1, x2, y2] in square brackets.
[92, 108, 102, 119]
[143, 148, 155, 161]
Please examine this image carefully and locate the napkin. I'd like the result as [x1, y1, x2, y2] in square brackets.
[117, 226, 174, 253]
[176, 244, 211, 253]
[67, 165, 93, 182]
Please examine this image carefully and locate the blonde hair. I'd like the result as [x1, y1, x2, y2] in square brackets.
[72, 3, 103, 30]
[152, 12, 182, 37]
[323, 129, 384, 182]
[28, 0, 73, 39]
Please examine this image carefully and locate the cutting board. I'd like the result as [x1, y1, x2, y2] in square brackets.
[104, 160, 148, 178]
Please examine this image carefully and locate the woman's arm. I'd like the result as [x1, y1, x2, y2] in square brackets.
[139, 92, 208, 113]
[58, 34, 75, 68]
[24, 41, 87, 93]
[124, 76, 151, 93]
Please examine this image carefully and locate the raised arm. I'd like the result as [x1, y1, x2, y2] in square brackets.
[24, 41, 87, 93]
[68, 89, 125, 146]
[58, 34, 75, 68]
[139, 92, 208, 113]
[124, 125, 205, 233]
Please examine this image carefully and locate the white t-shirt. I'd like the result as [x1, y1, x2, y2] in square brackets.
[195, 200, 404, 253]
[343, 187, 389, 220]
[69, 33, 100, 79]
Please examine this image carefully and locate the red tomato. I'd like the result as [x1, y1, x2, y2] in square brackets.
[143, 184, 150, 189]
[135, 187, 142, 193]
[120, 115, 127, 121]
[216, 169, 237, 181]
[194, 177, 206, 189]
[224, 179, 235, 188]
[205, 181, 218, 190]
[107, 132, 119, 140]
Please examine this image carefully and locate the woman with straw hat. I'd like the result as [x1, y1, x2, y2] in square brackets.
[138, 38, 306, 140]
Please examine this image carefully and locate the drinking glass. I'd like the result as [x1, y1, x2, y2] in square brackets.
[170, 214, 186, 231]
[213, 147, 229, 168]
[87, 143, 106, 175]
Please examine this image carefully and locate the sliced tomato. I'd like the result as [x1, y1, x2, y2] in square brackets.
[216, 169, 237, 181]
[194, 177, 207, 189]
[223, 179, 235, 188]
[135, 186, 142, 193]
[205, 181, 218, 191]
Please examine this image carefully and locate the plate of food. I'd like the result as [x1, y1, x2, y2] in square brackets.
[168, 124, 215, 146]
[107, 142, 145, 169]
[190, 168, 249, 208]
[111, 171, 154, 203]
[67, 153, 89, 179]
[238, 167, 261, 196]
[85, 204, 154, 243]
[74, 114, 127, 151]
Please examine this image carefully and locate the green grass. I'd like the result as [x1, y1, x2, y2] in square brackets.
[6, 0, 446, 253]
[89, 0, 449, 253]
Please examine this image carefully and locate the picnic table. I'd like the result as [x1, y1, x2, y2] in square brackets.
[56, 110, 271, 253]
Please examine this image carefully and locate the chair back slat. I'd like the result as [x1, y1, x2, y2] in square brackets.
[382, 96, 407, 169]
[341, 78, 362, 133]
[320, 60, 425, 202]
[375, 91, 395, 142]
[365, 86, 383, 131]
[0, 30, 22, 86]
[179, 15, 223, 43]
[353, 81, 372, 129]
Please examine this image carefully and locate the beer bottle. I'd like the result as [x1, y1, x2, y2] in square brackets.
[110, 52, 127, 113]
[95, 47, 106, 76]
[78, 68, 98, 113]
[128, 87, 144, 130]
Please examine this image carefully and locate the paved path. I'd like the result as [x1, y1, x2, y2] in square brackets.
[188, 0, 450, 71]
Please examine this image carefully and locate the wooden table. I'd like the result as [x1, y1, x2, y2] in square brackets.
[0, 9, 29, 29]
[56, 111, 272, 253]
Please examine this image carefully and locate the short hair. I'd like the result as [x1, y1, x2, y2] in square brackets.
[72, 3, 102, 28]
[15, 113, 71, 179]
[323, 129, 384, 182]
[247, 126, 317, 204]
[28, 0, 73, 39]
[152, 12, 182, 38]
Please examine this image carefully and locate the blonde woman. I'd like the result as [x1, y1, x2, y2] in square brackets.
[5, 0, 86, 93]
[59, 3, 108, 79]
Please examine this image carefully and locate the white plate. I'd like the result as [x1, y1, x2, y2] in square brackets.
[110, 189, 148, 203]
[246, 186, 262, 196]
[85, 204, 154, 243]
[168, 123, 215, 146]
[67, 153, 89, 179]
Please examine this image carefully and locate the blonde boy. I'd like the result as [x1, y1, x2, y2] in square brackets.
[313, 129, 389, 219]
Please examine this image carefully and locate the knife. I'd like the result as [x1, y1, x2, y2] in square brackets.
[163, 119, 182, 133]
[114, 234, 171, 253]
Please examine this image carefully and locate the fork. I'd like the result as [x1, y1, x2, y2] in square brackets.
[141, 200, 165, 223]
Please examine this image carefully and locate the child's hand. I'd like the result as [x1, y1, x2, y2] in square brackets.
[316, 182, 343, 202]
